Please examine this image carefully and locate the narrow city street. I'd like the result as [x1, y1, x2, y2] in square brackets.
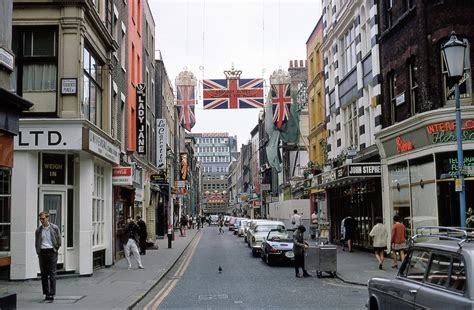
[134, 227, 367, 310]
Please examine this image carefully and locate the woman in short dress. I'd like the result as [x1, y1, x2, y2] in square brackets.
[369, 217, 388, 270]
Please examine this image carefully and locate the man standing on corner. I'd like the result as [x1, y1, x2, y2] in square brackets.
[293, 225, 311, 278]
[35, 211, 61, 302]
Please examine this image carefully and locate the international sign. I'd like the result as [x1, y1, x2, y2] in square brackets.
[136, 83, 146, 154]
[156, 119, 167, 169]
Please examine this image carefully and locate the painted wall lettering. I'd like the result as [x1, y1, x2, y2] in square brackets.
[396, 136, 414, 153]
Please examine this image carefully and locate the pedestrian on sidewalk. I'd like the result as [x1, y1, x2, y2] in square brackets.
[201, 215, 206, 227]
[369, 217, 388, 270]
[35, 211, 61, 302]
[136, 216, 147, 255]
[391, 214, 406, 269]
[218, 218, 225, 234]
[341, 213, 358, 252]
[290, 209, 302, 229]
[122, 217, 144, 269]
[293, 225, 311, 278]
[179, 214, 188, 236]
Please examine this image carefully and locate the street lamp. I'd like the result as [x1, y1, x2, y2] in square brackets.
[441, 31, 467, 227]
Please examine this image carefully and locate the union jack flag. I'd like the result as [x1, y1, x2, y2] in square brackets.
[271, 83, 291, 129]
[176, 85, 196, 131]
[203, 78, 264, 109]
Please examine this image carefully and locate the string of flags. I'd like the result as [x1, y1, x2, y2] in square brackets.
[174, 66, 295, 131]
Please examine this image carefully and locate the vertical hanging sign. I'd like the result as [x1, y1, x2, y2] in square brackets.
[156, 119, 168, 169]
[136, 83, 146, 154]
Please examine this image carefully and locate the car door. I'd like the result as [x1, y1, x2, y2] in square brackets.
[415, 253, 471, 309]
[383, 248, 430, 309]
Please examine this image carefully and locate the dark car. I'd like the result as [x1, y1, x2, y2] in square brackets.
[367, 226, 473, 310]
[260, 229, 295, 266]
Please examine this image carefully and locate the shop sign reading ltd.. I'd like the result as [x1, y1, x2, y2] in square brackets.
[14, 123, 83, 150]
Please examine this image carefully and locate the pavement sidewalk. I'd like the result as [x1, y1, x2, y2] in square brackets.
[0, 228, 200, 309]
[335, 246, 398, 285]
[0, 228, 397, 309]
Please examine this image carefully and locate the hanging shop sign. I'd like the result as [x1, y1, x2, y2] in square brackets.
[180, 153, 188, 180]
[136, 83, 146, 154]
[112, 166, 133, 185]
[156, 119, 168, 169]
[151, 170, 168, 184]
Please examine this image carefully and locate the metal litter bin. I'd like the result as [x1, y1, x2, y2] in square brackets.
[305, 243, 337, 278]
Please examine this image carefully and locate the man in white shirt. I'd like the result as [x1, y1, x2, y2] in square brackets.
[290, 209, 302, 229]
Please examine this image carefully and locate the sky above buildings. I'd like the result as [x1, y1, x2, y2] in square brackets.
[149, 0, 322, 146]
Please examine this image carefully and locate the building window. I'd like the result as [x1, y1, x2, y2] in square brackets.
[0, 168, 11, 252]
[408, 57, 418, 115]
[344, 102, 359, 148]
[388, 71, 397, 123]
[442, 38, 472, 105]
[120, 24, 126, 71]
[341, 25, 356, 76]
[92, 165, 105, 247]
[386, 0, 393, 29]
[83, 47, 103, 127]
[11, 27, 58, 113]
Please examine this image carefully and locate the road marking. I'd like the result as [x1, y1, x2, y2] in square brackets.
[143, 232, 202, 310]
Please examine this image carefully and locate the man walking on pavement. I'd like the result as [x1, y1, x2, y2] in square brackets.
[136, 216, 147, 255]
[290, 209, 302, 229]
[123, 217, 144, 269]
[35, 211, 61, 302]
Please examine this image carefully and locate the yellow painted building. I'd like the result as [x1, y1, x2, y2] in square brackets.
[306, 18, 326, 169]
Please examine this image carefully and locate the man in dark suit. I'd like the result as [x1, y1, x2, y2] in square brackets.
[136, 216, 147, 255]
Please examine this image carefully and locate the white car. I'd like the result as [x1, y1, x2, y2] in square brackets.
[248, 221, 286, 256]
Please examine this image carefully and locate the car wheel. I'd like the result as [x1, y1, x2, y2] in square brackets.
[368, 297, 379, 310]
[251, 249, 257, 257]
[266, 254, 273, 266]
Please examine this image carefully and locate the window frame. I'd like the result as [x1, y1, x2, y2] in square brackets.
[83, 46, 103, 127]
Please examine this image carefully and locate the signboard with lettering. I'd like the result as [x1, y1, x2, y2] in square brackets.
[42, 153, 66, 184]
[382, 118, 474, 158]
[136, 83, 146, 154]
[14, 123, 83, 150]
[61, 78, 77, 95]
[0, 47, 14, 72]
[348, 164, 381, 176]
[112, 166, 133, 185]
[151, 170, 168, 184]
[156, 119, 168, 169]
[82, 128, 120, 164]
[314, 163, 381, 187]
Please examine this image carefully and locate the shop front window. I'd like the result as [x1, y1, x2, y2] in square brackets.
[389, 163, 411, 230]
[83, 47, 103, 127]
[0, 168, 11, 252]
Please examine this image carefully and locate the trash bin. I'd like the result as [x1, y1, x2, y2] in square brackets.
[305, 242, 337, 278]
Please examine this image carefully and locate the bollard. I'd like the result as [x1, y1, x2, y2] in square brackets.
[167, 233, 172, 248]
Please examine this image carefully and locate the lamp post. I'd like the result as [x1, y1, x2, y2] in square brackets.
[441, 31, 467, 227]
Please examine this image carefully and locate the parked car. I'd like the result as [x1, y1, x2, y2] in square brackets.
[260, 229, 295, 266]
[208, 214, 219, 225]
[367, 226, 472, 310]
[248, 221, 286, 256]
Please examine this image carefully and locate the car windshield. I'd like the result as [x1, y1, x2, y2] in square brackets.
[255, 225, 284, 232]
[266, 230, 292, 241]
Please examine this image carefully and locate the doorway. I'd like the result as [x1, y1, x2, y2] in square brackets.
[39, 190, 66, 265]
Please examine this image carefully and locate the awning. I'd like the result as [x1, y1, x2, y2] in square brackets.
[313, 163, 381, 189]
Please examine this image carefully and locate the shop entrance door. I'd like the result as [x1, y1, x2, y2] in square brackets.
[40, 190, 66, 265]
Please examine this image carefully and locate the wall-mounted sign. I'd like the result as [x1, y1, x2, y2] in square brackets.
[42, 153, 66, 185]
[61, 78, 77, 95]
[348, 164, 381, 176]
[426, 119, 474, 144]
[82, 128, 120, 164]
[396, 136, 414, 153]
[395, 92, 405, 106]
[156, 119, 168, 169]
[112, 166, 133, 185]
[14, 123, 83, 150]
[136, 83, 146, 154]
[261, 183, 271, 191]
[0, 47, 14, 72]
